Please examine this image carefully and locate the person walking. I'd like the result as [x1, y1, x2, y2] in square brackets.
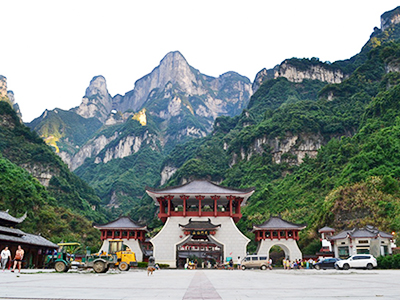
[1, 246, 11, 271]
[11, 245, 24, 273]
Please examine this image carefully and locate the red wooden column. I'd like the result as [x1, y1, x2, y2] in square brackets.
[195, 195, 205, 217]
[211, 195, 220, 217]
[180, 195, 189, 217]
[262, 231, 266, 240]
[165, 195, 174, 216]
[236, 197, 243, 215]
[226, 196, 235, 217]
[157, 197, 164, 214]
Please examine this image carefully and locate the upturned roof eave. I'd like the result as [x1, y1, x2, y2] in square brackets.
[146, 179, 255, 194]
[252, 225, 307, 232]
[93, 216, 147, 231]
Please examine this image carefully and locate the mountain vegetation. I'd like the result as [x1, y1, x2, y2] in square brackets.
[0, 101, 108, 250]
[2, 6, 400, 256]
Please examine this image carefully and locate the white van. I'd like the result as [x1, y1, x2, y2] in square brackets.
[241, 255, 271, 270]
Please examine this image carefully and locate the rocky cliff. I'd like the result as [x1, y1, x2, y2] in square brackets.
[0, 75, 22, 119]
[252, 58, 347, 93]
[114, 51, 252, 121]
[0, 75, 7, 99]
[74, 76, 113, 122]
[381, 6, 400, 31]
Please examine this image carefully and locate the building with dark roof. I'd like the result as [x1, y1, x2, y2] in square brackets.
[253, 216, 306, 261]
[0, 210, 57, 269]
[327, 225, 393, 258]
[146, 180, 254, 268]
[94, 216, 149, 262]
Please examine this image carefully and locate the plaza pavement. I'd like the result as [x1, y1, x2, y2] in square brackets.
[0, 268, 399, 300]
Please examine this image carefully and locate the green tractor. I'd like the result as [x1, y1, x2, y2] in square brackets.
[54, 242, 81, 272]
[54, 242, 117, 273]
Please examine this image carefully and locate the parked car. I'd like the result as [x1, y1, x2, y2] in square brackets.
[334, 254, 377, 270]
[241, 255, 272, 270]
[314, 258, 341, 270]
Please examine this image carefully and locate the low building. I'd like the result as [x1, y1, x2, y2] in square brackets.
[328, 225, 393, 258]
[0, 211, 58, 268]
[94, 216, 149, 262]
[146, 180, 255, 268]
[253, 216, 306, 261]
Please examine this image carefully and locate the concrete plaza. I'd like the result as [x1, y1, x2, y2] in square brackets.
[0, 268, 399, 300]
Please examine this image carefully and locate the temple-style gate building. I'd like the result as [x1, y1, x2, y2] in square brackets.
[146, 180, 255, 268]
[253, 216, 306, 261]
[94, 217, 149, 262]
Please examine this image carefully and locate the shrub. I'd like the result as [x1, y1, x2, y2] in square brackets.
[377, 254, 400, 269]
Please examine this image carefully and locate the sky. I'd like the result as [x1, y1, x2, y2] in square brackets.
[1, 1, 399, 122]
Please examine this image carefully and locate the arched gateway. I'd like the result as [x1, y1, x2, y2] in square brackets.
[146, 180, 255, 268]
[253, 216, 306, 261]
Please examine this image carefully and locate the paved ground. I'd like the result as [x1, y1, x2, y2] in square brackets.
[0, 268, 399, 300]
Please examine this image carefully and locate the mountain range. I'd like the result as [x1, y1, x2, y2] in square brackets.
[1, 6, 400, 252]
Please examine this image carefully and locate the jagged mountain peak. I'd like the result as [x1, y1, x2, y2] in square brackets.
[74, 75, 113, 122]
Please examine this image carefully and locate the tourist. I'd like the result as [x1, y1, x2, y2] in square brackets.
[269, 258, 273, 270]
[11, 245, 24, 273]
[228, 258, 233, 270]
[1, 246, 11, 271]
[236, 256, 241, 270]
[283, 258, 286, 269]
[286, 260, 291, 270]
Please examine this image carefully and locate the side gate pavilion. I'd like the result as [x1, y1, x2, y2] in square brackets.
[146, 180, 255, 268]
[94, 217, 149, 262]
[253, 216, 306, 261]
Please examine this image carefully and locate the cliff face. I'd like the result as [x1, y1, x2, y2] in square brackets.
[230, 132, 325, 168]
[381, 6, 400, 31]
[74, 76, 113, 122]
[252, 59, 347, 93]
[278, 60, 346, 84]
[0, 76, 7, 99]
[115, 52, 208, 112]
[114, 51, 252, 122]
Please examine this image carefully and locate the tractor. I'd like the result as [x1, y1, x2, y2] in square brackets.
[54, 242, 117, 273]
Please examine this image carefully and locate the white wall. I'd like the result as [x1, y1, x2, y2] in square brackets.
[257, 238, 303, 261]
[150, 216, 250, 268]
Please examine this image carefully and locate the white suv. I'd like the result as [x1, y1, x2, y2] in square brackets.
[334, 254, 377, 270]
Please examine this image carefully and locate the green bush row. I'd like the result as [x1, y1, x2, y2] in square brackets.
[377, 254, 400, 269]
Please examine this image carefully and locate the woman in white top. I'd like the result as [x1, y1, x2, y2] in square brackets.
[1, 246, 11, 271]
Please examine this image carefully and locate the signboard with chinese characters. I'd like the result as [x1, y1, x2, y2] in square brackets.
[191, 230, 210, 235]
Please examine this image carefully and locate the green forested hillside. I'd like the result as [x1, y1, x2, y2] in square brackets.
[28, 109, 102, 155]
[0, 101, 108, 249]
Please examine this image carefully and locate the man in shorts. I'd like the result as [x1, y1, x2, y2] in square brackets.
[11, 245, 24, 273]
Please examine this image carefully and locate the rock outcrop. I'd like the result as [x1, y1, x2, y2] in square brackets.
[230, 132, 326, 167]
[114, 51, 252, 120]
[253, 59, 347, 93]
[68, 133, 118, 170]
[0, 75, 7, 99]
[381, 6, 400, 31]
[74, 76, 113, 122]
[278, 60, 346, 84]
